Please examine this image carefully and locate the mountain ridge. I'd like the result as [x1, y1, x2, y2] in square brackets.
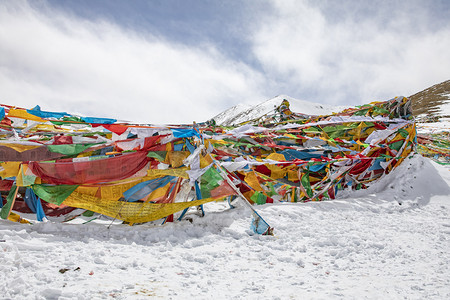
[212, 79, 450, 126]
[212, 95, 347, 126]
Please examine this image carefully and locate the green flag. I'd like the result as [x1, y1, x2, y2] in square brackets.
[0, 185, 18, 220]
[32, 184, 79, 205]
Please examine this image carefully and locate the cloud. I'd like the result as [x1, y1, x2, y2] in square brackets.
[0, 1, 266, 124]
[1, 0, 449, 123]
[251, 0, 450, 105]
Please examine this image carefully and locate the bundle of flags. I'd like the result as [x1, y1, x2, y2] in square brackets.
[417, 132, 450, 165]
[0, 96, 416, 234]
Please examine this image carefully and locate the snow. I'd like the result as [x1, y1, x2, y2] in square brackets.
[212, 103, 252, 126]
[441, 93, 450, 116]
[1, 154, 449, 299]
[417, 121, 450, 134]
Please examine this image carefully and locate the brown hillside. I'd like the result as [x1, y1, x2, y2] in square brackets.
[409, 80, 450, 118]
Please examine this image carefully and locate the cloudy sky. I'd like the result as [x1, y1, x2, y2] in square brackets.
[0, 0, 449, 123]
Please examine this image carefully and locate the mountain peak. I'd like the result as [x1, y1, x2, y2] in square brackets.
[211, 95, 346, 126]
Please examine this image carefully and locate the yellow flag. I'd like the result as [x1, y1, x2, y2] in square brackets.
[64, 191, 216, 223]
[0, 161, 21, 179]
[8, 108, 46, 122]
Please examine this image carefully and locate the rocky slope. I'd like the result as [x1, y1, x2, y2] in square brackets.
[409, 80, 450, 121]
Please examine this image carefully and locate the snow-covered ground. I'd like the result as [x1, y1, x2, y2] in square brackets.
[1, 153, 449, 299]
[417, 120, 450, 134]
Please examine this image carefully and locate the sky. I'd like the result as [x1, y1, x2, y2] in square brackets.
[0, 0, 449, 124]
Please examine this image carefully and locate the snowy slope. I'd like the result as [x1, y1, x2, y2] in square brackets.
[0, 154, 449, 299]
[212, 95, 348, 126]
[212, 103, 252, 126]
[438, 92, 450, 124]
[416, 104, 450, 134]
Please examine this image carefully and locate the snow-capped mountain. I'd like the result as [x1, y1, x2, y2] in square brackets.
[211, 95, 348, 126]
